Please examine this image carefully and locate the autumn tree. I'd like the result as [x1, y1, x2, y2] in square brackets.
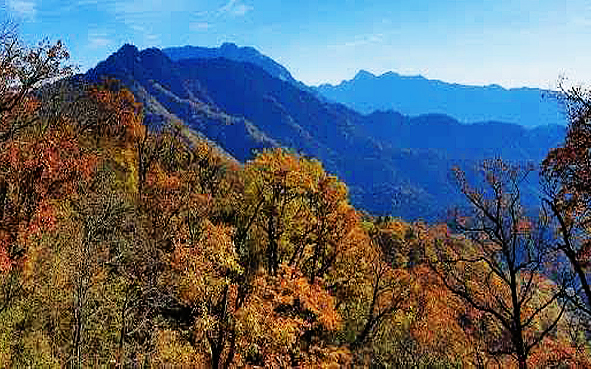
[432, 159, 568, 369]
[349, 222, 410, 349]
[542, 80, 591, 319]
[152, 148, 357, 367]
[131, 125, 244, 368]
[237, 148, 358, 281]
[5, 84, 159, 366]
[347, 219, 487, 367]
[0, 21, 80, 347]
[0, 20, 73, 142]
[0, 24, 160, 365]
[234, 265, 348, 367]
[0, 19, 73, 258]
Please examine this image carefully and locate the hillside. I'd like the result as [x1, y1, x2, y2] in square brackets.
[85, 44, 565, 220]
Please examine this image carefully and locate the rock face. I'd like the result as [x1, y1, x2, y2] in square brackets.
[84, 44, 565, 220]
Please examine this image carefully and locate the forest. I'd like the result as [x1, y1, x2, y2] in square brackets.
[2, 23, 591, 368]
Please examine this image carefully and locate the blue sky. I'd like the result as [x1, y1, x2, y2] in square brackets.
[1, 0, 590, 88]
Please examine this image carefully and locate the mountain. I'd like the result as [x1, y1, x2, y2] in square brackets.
[86, 44, 280, 160]
[84, 44, 565, 220]
[162, 43, 323, 98]
[316, 70, 566, 128]
[163, 43, 299, 84]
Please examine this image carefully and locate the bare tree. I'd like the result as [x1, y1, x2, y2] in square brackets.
[432, 159, 568, 369]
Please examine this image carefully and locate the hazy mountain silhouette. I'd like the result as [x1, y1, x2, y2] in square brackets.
[317, 70, 566, 128]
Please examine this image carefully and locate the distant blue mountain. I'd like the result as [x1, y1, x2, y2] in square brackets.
[316, 70, 566, 128]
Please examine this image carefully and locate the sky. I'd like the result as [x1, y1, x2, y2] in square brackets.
[1, 0, 590, 89]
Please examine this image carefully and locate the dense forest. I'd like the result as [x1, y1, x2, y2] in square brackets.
[2, 23, 591, 368]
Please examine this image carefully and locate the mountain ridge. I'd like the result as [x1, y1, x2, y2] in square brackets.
[163, 43, 299, 86]
[83, 43, 565, 220]
[317, 69, 565, 127]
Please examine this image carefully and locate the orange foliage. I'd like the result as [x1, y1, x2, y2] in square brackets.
[87, 82, 144, 144]
[235, 265, 348, 367]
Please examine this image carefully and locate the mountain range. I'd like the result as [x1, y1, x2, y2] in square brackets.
[82, 43, 566, 220]
[317, 70, 566, 128]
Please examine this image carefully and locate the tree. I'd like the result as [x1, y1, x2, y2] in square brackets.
[0, 19, 73, 290]
[0, 20, 73, 143]
[237, 148, 357, 282]
[350, 222, 410, 349]
[63, 174, 134, 367]
[542, 80, 591, 318]
[0, 24, 158, 364]
[349, 219, 486, 367]
[432, 159, 568, 369]
[234, 265, 347, 367]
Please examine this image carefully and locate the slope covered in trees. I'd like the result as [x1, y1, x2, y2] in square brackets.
[2, 24, 591, 368]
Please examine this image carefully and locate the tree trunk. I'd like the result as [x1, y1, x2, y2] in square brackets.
[518, 355, 527, 369]
[0, 178, 7, 221]
[211, 346, 221, 369]
[267, 215, 278, 275]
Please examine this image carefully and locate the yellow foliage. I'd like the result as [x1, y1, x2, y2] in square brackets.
[152, 329, 208, 366]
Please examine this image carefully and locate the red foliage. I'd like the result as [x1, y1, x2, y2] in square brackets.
[0, 237, 11, 273]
